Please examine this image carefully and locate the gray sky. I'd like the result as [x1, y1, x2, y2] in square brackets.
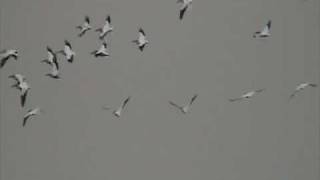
[0, 0, 319, 180]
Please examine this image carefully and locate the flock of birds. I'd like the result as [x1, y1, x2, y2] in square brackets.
[0, 0, 318, 127]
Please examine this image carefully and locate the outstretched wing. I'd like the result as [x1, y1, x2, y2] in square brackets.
[189, 94, 198, 105]
[179, 6, 188, 20]
[169, 101, 182, 110]
[106, 15, 111, 24]
[229, 97, 243, 102]
[20, 90, 28, 107]
[0, 56, 10, 68]
[122, 97, 131, 109]
[23, 115, 30, 127]
[85, 16, 90, 24]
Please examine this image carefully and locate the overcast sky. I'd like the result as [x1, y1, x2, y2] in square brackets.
[0, 0, 319, 180]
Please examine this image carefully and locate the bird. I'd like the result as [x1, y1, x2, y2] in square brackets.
[9, 74, 30, 107]
[103, 96, 131, 118]
[169, 94, 198, 114]
[132, 28, 149, 51]
[76, 15, 92, 37]
[91, 41, 110, 58]
[229, 89, 265, 102]
[96, 15, 113, 40]
[42, 46, 59, 70]
[23, 107, 41, 127]
[0, 49, 18, 68]
[45, 61, 60, 79]
[57, 40, 76, 63]
[177, 0, 192, 20]
[253, 20, 271, 38]
[289, 83, 317, 99]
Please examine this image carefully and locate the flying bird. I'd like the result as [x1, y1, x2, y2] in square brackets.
[169, 94, 198, 114]
[42, 46, 59, 69]
[77, 16, 92, 37]
[289, 83, 317, 99]
[177, 0, 192, 20]
[57, 40, 76, 63]
[23, 107, 41, 127]
[0, 49, 18, 68]
[253, 20, 271, 38]
[103, 96, 131, 118]
[91, 41, 110, 58]
[132, 28, 149, 51]
[229, 89, 265, 102]
[96, 15, 113, 40]
[9, 74, 30, 107]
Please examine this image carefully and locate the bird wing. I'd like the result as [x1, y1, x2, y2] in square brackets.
[0, 56, 10, 68]
[189, 94, 198, 105]
[20, 90, 28, 107]
[52, 55, 59, 70]
[179, 5, 188, 20]
[106, 15, 111, 24]
[139, 28, 146, 36]
[102, 106, 112, 111]
[289, 90, 298, 99]
[229, 97, 243, 102]
[85, 16, 90, 24]
[65, 40, 72, 49]
[122, 97, 131, 109]
[309, 83, 318, 88]
[23, 115, 31, 127]
[266, 20, 271, 30]
[169, 101, 183, 110]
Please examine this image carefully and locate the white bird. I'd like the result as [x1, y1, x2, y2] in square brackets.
[91, 41, 110, 58]
[0, 49, 18, 68]
[229, 89, 265, 102]
[103, 96, 131, 118]
[96, 15, 113, 40]
[9, 74, 30, 107]
[290, 83, 317, 99]
[132, 28, 149, 51]
[253, 20, 271, 38]
[23, 107, 41, 127]
[77, 16, 92, 37]
[169, 94, 198, 114]
[42, 46, 59, 70]
[177, 0, 192, 20]
[57, 40, 76, 63]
